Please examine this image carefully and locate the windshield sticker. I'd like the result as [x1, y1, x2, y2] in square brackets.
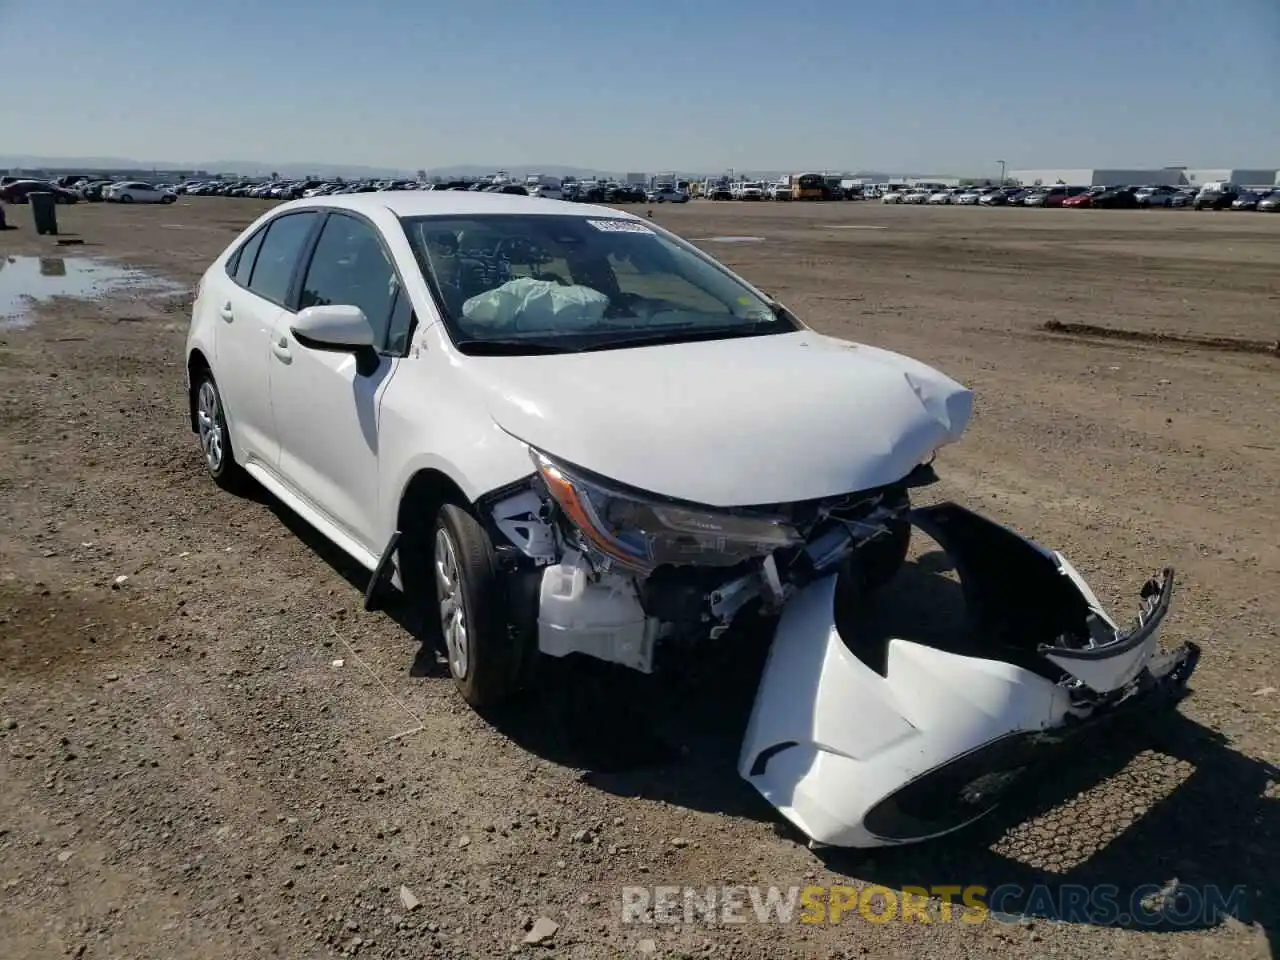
[586, 219, 654, 234]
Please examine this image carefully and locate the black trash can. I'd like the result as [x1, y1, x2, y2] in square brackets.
[30, 191, 59, 236]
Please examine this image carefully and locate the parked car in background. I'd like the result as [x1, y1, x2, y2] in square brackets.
[77, 180, 114, 202]
[646, 186, 689, 203]
[104, 181, 177, 204]
[1230, 191, 1263, 211]
[1135, 185, 1179, 207]
[1044, 186, 1089, 207]
[1093, 186, 1141, 209]
[1257, 191, 1280, 212]
[1019, 189, 1045, 206]
[1062, 187, 1107, 208]
[0, 179, 81, 204]
[1194, 182, 1240, 210]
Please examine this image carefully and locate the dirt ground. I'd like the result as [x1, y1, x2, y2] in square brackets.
[1, 197, 1277, 960]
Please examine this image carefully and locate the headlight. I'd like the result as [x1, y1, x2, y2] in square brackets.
[530, 449, 803, 575]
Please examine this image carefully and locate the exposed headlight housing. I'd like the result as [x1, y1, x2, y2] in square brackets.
[530, 449, 804, 576]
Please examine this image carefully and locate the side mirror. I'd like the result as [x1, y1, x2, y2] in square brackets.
[290, 305, 380, 375]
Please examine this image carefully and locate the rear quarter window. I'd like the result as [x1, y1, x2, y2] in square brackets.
[229, 227, 267, 286]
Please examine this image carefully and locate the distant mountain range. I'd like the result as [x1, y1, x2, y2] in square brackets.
[1, 155, 920, 181]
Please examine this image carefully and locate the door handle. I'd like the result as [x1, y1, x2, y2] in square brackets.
[218, 301, 234, 321]
[270, 335, 292, 363]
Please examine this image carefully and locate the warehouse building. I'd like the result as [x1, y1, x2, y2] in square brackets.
[1182, 168, 1279, 188]
[1009, 168, 1181, 187]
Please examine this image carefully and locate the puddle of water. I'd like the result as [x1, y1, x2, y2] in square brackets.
[0, 256, 184, 329]
[693, 236, 766, 243]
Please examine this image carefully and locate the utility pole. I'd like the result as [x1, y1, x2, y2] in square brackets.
[997, 159, 1006, 186]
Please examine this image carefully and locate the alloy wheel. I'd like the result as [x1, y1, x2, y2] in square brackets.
[434, 526, 469, 679]
[195, 380, 224, 472]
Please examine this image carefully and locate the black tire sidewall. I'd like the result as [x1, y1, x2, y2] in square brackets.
[432, 504, 519, 707]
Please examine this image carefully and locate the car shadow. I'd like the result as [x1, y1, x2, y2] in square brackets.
[814, 711, 1277, 941]
[246, 481, 1272, 942]
[246, 484, 451, 680]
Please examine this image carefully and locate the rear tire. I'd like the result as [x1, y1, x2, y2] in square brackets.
[192, 370, 249, 492]
[120, 194, 134, 203]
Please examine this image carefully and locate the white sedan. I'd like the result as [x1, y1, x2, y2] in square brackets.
[104, 181, 177, 204]
[185, 191, 1193, 849]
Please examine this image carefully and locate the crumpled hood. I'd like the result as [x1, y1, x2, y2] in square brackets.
[468, 330, 973, 507]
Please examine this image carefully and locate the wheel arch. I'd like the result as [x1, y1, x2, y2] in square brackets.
[397, 468, 472, 534]
[186, 348, 212, 432]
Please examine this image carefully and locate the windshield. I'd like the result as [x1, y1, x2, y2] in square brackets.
[401, 213, 795, 354]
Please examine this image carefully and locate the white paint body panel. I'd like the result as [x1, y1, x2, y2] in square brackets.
[738, 574, 1073, 849]
[477, 331, 972, 506]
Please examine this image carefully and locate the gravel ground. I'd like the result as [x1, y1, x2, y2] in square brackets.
[1, 198, 1277, 960]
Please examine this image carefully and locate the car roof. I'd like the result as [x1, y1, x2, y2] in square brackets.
[271, 190, 635, 221]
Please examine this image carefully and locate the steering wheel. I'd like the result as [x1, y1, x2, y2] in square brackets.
[602, 291, 643, 320]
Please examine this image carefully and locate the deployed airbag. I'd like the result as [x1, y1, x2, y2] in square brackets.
[461, 277, 609, 332]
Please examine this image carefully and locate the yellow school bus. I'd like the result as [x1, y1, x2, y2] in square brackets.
[792, 173, 826, 200]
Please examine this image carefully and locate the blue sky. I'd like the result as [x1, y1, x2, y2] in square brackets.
[2, 0, 1276, 174]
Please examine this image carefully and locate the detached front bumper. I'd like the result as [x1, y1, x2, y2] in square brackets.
[738, 502, 1199, 849]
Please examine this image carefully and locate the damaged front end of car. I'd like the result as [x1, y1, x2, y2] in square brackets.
[482, 447, 931, 672]
[477, 448, 1199, 849]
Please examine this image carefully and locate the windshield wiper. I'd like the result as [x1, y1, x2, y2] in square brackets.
[452, 337, 580, 356]
[576, 321, 785, 353]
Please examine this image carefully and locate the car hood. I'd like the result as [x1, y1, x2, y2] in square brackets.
[466, 330, 973, 507]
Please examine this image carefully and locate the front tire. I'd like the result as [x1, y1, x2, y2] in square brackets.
[193, 371, 249, 492]
[430, 504, 523, 707]
[120, 194, 134, 203]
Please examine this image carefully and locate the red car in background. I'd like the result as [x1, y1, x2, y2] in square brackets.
[1045, 186, 1090, 207]
[1064, 187, 1108, 208]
